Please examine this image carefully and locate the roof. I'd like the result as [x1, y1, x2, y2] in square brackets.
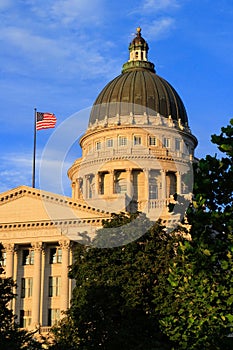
[89, 69, 188, 126]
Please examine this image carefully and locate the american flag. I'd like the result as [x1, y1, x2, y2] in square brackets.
[36, 112, 57, 130]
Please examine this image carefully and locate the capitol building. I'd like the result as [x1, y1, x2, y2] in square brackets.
[0, 28, 197, 335]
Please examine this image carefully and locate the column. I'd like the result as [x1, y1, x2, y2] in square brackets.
[83, 176, 87, 200]
[176, 171, 182, 195]
[161, 170, 167, 199]
[143, 168, 150, 200]
[109, 170, 114, 195]
[32, 242, 43, 328]
[95, 173, 99, 196]
[5, 243, 14, 278]
[126, 169, 132, 198]
[68, 243, 74, 308]
[77, 177, 83, 199]
[40, 245, 45, 326]
[59, 240, 70, 313]
[4, 244, 15, 310]
[71, 181, 76, 198]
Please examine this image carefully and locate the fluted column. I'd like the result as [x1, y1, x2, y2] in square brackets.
[59, 240, 70, 313]
[176, 171, 182, 195]
[5, 243, 14, 278]
[161, 170, 167, 199]
[32, 242, 43, 328]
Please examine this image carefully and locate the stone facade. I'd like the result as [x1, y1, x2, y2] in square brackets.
[0, 186, 108, 335]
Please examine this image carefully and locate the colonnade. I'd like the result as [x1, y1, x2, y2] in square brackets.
[2, 240, 72, 329]
[73, 168, 183, 201]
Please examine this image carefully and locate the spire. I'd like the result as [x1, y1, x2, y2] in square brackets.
[122, 28, 155, 74]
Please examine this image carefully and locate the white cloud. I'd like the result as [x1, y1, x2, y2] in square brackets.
[143, 18, 175, 40]
[0, 24, 119, 80]
[0, 150, 72, 195]
[0, 26, 65, 58]
[24, 0, 105, 27]
[51, 0, 104, 25]
[0, 153, 32, 193]
[143, 0, 180, 12]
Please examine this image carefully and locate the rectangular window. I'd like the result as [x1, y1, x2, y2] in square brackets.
[106, 138, 113, 148]
[118, 136, 127, 146]
[48, 309, 60, 326]
[0, 251, 6, 267]
[20, 310, 32, 328]
[134, 136, 141, 145]
[49, 276, 61, 297]
[163, 137, 170, 148]
[21, 277, 33, 298]
[49, 248, 62, 264]
[22, 249, 34, 265]
[96, 141, 101, 150]
[149, 136, 156, 146]
[175, 138, 181, 151]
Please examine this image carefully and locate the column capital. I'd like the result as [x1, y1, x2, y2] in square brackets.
[4, 243, 15, 253]
[31, 242, 44, 251]
[59, 240, 70, 250]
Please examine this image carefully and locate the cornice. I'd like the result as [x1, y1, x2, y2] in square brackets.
[0, 217, 107, 231]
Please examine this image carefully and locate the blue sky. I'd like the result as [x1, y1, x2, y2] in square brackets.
[0, 0, 233, 196]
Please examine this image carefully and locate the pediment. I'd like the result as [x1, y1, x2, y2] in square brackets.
[0, 185, 109, 225]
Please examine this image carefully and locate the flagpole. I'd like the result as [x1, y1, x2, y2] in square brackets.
[32, 108, 37, 188]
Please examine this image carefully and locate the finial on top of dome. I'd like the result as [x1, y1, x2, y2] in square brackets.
[136, 26, 141, 35]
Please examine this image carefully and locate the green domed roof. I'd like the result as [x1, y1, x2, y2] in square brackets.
[89, 29, 188, 127]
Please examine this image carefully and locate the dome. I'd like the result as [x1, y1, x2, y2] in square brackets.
[89, 29, 188, 127]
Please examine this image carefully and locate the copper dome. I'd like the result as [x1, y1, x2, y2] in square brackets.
[89, 29, 188, 127]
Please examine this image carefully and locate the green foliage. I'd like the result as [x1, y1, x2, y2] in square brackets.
[51, 214, 173, 349]
[155, 119, 233, 349]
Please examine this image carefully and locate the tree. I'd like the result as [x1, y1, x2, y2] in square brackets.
[0, 244, 45, 350]
[51, 213, 173, 349]
[154, 119, 233, 349]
